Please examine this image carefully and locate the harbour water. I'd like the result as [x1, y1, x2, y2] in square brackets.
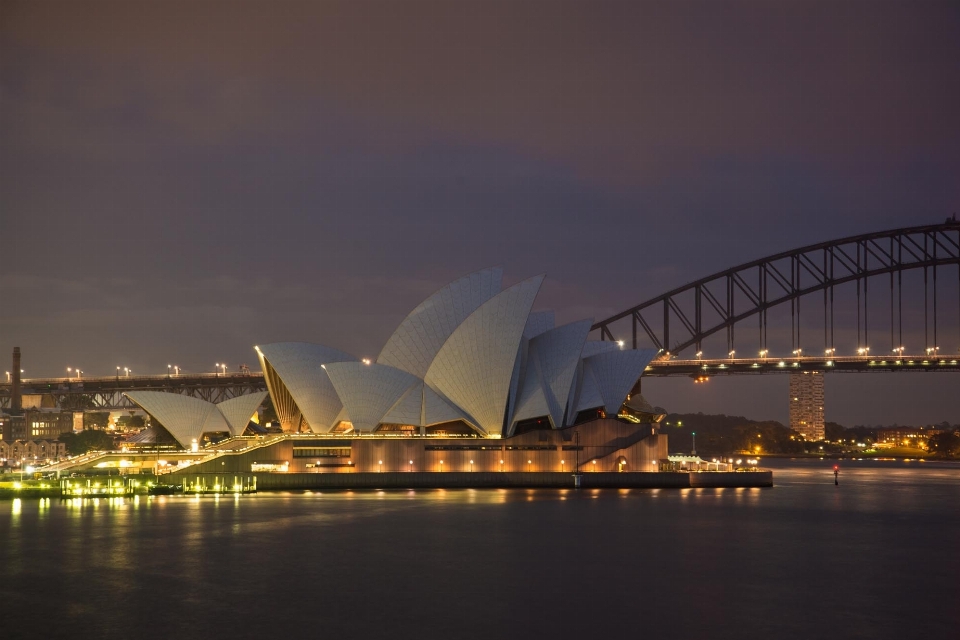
[1, 458, 958, 639]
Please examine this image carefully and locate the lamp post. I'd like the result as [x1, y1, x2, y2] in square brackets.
[574, 430, 580, 474]
[499, 459, 504, 472]
[378, 460, 383, 473]
[469, 459, 474, 472]
[409, 460, 413, 472]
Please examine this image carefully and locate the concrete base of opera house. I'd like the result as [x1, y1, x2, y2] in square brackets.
[155, 419, 773, 489]
[168, 470, 773, 491]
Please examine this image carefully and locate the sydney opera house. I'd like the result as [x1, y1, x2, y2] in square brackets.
[127, 269, 670, 476]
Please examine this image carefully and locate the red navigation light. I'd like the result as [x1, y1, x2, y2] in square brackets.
[833, 465, 838, 471]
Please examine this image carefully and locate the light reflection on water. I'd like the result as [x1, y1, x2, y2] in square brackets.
[0, 460, 958, 640]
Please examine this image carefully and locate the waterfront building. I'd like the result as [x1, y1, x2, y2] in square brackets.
[789, 371, 825, 441]
[0, 439, 66, 465]
[126, 269, 667, 474]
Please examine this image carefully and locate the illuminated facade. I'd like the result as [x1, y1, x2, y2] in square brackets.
[256, 268, 659, 438]
[789, 371, 824, 441]
[125, 390, 268, 449]
[126, 270, 667, 472]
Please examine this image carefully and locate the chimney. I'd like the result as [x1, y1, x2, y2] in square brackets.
[11, 347, 21, 414]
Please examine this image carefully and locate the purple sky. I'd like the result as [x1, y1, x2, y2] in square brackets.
[2, 1, 958, 426]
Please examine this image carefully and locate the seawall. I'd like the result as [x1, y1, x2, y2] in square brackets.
[168, 470, 774, 490]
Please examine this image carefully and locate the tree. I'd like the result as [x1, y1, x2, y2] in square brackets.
[116, 414, 145, 429]
[60, 429, 116, 456]
[927, 432, 960, 458]
[84, 411, 111, 429]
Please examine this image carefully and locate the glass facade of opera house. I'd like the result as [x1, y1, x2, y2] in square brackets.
[125, 269, 670, 473]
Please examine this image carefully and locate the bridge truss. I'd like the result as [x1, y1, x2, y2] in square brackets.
[0, 373, 266, 412]
[593, 220, 960, 358]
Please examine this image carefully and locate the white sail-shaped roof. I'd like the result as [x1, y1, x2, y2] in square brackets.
[216, 391, 269, 435]
[125, 391, 228, 449]
[423, 384, 476, 427]
[376, 381, 478, 429]
[256, 342, 356, 433]
[425, 275, 544, 436]
[581, 340, 621, 358]
[380, 383, 424, 426]
[377, 267, 503, 378]
[323, 362, 419, 432]
[583, 348, 659, 413]
[523, 310, 555, 340]
[574, 365, 605, 413]
[511, 319, 592, 431]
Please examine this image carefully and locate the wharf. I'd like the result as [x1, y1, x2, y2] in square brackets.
[169, 470, 773, 491]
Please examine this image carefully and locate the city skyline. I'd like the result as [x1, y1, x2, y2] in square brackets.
[2, 1, 958, 426]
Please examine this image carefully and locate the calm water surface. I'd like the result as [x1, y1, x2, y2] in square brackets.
[2, 459, 959, 640]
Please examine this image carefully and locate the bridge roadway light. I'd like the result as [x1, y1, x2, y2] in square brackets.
[695, 351, 702, 360]
[792, 348, 802, 357]
[759, 349, 768, 359]
[857, 347, 869, 356]
[617, 340, 625, 349]
[825, 348, 835, 356]
[728, 350, 735, 359]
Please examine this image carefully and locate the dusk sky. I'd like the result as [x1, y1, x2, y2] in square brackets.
[2, 1, 958, 426]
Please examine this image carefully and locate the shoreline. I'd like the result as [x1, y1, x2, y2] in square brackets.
[0, 470, 773, 499]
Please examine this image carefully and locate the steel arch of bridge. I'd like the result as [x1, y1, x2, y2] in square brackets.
[592, 220, 960, 357]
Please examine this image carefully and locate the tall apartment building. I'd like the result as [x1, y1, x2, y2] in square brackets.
[789, 371, 825, 441]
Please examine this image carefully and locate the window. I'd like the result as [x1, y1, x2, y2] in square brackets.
[293, 447, 351, 458]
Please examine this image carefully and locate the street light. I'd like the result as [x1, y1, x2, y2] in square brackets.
[792, 348, 802, 357]
[469, 459, 474, 472]
[616, 340, 625, 349]
[857, 347, 870, 356]
[124, 367, 131, 377]
[409, 460, 414, 472]
[378, 459, 383, 473]
[893, 346, 905, 357]
[695, 351, 703, 360]
[167, 364, 171, 377]
[499, 459, 504, 472]
[825, 348, 835, 356]
[728, 350, 736, 359]
[759, 349, 768, 359]
[439, 460, 444, 472]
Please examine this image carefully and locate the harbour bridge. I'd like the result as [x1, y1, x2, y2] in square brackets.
[0, 221, 957, 412]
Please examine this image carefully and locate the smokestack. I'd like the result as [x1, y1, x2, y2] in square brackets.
[11, 347, 21, 414]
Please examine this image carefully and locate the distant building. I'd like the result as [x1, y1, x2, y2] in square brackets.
[0, 439, 66, 465]
[789, 371, 824, 441]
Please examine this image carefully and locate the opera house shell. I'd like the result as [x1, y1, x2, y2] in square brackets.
[254, 268, 658, 439]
